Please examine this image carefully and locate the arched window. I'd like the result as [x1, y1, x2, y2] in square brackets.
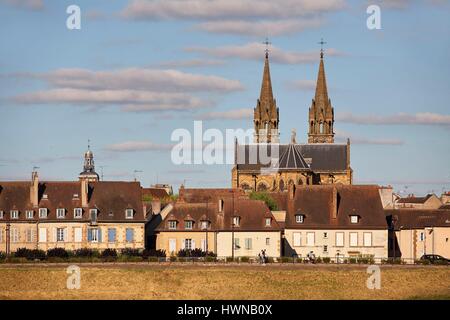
[240, 183, 251, 191]
[257, 183, 267, 192]
[279, 180, 285, 192]
[320, 122, 324, 133]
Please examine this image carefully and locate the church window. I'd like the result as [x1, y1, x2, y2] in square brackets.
[279, 180, 285, 192]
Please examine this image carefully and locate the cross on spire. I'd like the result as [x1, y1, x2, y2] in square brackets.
[87, 139, 91, 150]
[262, 37, 271, 58]
[318, 38, 327, 58]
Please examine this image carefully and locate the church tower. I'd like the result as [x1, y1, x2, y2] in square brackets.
[308, 46, 335, 143]
[79, 142, 99, 182]
[254, 49, 279, 143]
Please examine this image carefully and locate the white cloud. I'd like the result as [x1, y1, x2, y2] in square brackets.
[28, 68, 243, 93]
[337, 112, 450, 126]
[121, 0, 346, 20]
[1, 0, 43, 10]
[186, 42, 345, 65]
[285, 79, 316, 91]
[198, 108, 252, 120]
[157, 59, 226, 68]
[195, 18, 324, 36]
[335, 130, 404, 145]
[105, 141, 173, 152]
[13, 88, 211, 111]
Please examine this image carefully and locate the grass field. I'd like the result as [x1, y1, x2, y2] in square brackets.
[0, 263, 449, 300]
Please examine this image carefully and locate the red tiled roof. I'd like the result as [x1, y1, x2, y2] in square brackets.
[397, 194, 433, 204]
[142, 187, 169, 199]
[386, 209, 450, 229]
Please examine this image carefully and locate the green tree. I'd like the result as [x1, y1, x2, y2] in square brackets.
[249, 192, 278, 211]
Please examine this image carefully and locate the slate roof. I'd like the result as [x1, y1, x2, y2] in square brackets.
[0, 181, 145, 222]
[235, 143, 348, 172]
[386, 209, 450, 230]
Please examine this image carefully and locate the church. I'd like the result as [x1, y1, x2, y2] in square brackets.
[232, 47, 353, 192]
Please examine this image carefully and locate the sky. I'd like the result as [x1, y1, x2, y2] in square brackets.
[0, 0, 449, 196]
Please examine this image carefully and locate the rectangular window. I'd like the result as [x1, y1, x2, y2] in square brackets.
[266, 237, 270, 246]
[74, 227, 82, 243]
[350, 232, 358, 247]
[245, 238, 252, 250]
[108, 228, 116, 243]
[323, 232, 328, 239]
[126, 228, 134, 243]
[350, 215, 359, 224]
[26, 229, 35, 243]
[11, 228, 19, 243]
[306, 232, 315, 246]
[185, 238, 192, 250]
[39, 228, 47, 243]
[363, 232, 372, 247]
[56, 208, 65, 219]
[201, 221, 209, 230]
[11, 210, 19, 219]
[74, 208, 83, 219]
[90, 209, 97, 223]
[296, 215, 304, 223]
[39, 208, 47, 219]
[293, 232, 301, 247]
[336, 232, 344, 247]
[0, 211, 3, 219]
[88, 228, 99, 242]
[57, 228, 65, 242]
[323, 245, 328, 253]
[233, 216, 240, 227]
[0, 228, 3, 242]
[233, 238, 240, 250]
[26, 210, 34, 219]
[265, 218, 271, 226]
[420, 232, 424, 241]
[185, 221, 193, 230]
[125, 209, 134, 219]
[168, 221, 177, 230]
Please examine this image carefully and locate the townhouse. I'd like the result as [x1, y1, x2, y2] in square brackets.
[154, 187, 282, 258]
[386, 209, 450, 261]
[282, 184, 388, 260]
[0, 172, 146, 254]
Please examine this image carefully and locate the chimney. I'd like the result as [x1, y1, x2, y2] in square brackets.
[30, 171, 39, 207]
[151, 200, 161, 215]
[81, 179, 89, 207]
[331, 186, 338, 219]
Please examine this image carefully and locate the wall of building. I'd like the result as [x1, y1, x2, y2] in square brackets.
[284, 229, 388, 260]
[216, 231, 281, 258]
[156, 231, 216, 256]
[396, 227, 450, 261]
[0, 222, 145, 252]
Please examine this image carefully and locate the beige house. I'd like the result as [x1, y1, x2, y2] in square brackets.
[282, 184, 388, 261]
[395, 194, 442, 209]
[386, 209, 450, 261]
[155, 188, 282, 258]
[0, 149, 146, 254]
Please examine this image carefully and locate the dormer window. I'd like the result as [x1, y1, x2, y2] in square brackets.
[168, 220, 177, 230]
[42, 194, 48, 200]
[185, 220, 193, 230]
[0, 211, 3, 219]
[26, 210, 34, 219]
[233, 216, 240, 227]
[218, 199, 224, 212]
[201, 221, 209, 230]
[125, 209, 134, 219]
[350, 215, 359, 224]
[265, 218, 271, 226]
[10, 210, 19, 219]
[39, 208, 48, 219]
[90, 209, 98, 223]
[74, 208, 83, 219]
[56, 208, 65, 219]
[73, 193, 79, 199]
[295, 214, 304, 224]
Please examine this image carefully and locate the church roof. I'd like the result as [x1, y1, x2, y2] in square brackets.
[254, 53, 277, 121]
[235, 143, 348, 172]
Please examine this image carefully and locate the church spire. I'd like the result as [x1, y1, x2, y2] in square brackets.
[254, 39, 279, 143]
[308, 40, 335, 144]
[79, 140, 99, 182]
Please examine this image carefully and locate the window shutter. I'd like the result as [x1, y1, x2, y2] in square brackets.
[39, 228, 47, 243]
[98, 228, 102, 243]
[191, 239, 196, 249]
[248, 238, 252, 250]
[293, 233, 301, 247]
[87, 229, 92, 242]
[53, 228, 57, 243]
[201, 239, 206, 251]
[181, 239, 185, 249]
[63, 228, 68, 242]
[74, 228, 82, 243]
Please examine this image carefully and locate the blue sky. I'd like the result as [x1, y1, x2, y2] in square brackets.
[0, 0, 449, 196]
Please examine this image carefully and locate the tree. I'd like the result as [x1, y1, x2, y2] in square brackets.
[249, 192, 278, 211]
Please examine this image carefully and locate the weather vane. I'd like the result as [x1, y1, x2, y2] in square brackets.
[318, 38, 327, 58]
[262, 37, 271, 58]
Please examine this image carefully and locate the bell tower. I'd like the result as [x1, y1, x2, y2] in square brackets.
[79, 140, 99, 182]
[308, 39, 335, 144]
[254, 39, 279, 143]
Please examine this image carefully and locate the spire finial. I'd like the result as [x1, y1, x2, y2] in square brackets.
[262, 37, 271, 58]
[87, 139, 91, 151]
[318, 38, 327, 59]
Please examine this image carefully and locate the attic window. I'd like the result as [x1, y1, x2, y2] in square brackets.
[201, 221, 209, 230]
[90, 209, 98, 223]
[26, 210, 34, 219]
[125, 209, 134, 219]
[39, 208, 48, 218]
[168, 220, 177, 230]
[42, 194, 48, 199]
[265, 218, 271, 227]
[74, 208, 82, 219]
[218, 199, 224, 212]
[73, 194, 79, 199]
[56, 208, 65, 219]
[10, 210, 19, 219]
[295, 214, 304, 224]
[0, 211, 3, 219]
[233, 216, 240, 227]
[185, 220, 193, 230]
[350, 215, 359, 224]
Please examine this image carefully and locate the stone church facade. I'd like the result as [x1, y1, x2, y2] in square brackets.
[232, 49, 352, 192]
